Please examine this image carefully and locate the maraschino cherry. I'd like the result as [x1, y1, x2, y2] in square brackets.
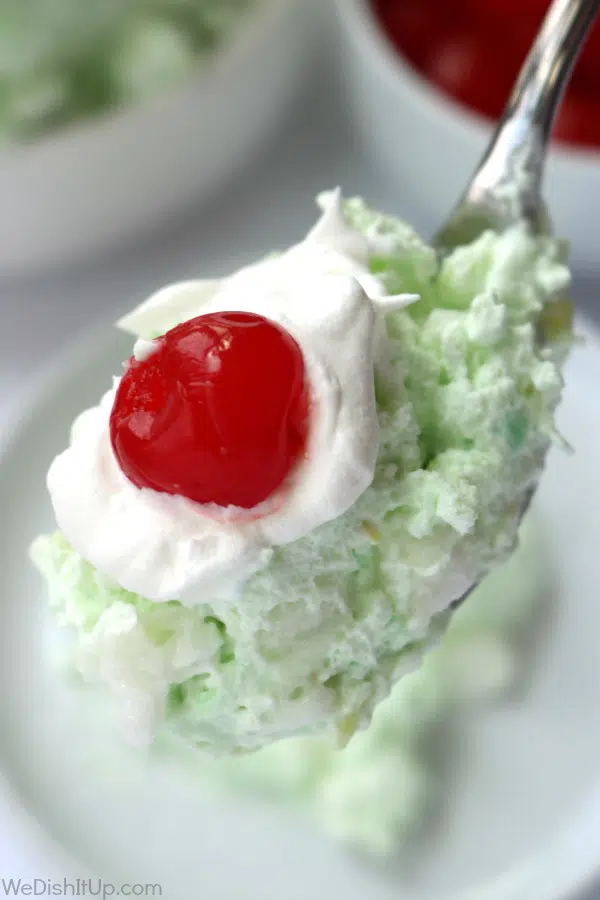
[110, 312, 309, 509]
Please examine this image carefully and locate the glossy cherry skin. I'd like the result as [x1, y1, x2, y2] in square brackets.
[110, 311, 309, 509]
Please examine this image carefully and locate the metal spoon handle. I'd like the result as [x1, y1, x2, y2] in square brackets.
[507, 0, 599, 143]
[475, 0, 599, 218]
[436, 0, 600, 248]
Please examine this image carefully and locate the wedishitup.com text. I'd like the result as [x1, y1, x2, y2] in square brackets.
[1, 879, 162, 898]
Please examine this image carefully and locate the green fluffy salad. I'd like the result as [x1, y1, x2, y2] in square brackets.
[31, 196, 572, 756]
[200, 518, 547, 856]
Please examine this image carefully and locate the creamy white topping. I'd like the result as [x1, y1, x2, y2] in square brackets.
[132, 338, 159, 362]
[47, 191, 418, 605]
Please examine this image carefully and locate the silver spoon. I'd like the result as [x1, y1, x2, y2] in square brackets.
[433, 0, 600, 609]
[436, 0, 600, 252]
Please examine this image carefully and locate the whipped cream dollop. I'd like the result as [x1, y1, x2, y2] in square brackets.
[47, 191, 418, 605]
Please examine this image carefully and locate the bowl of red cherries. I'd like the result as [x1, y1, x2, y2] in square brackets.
[335, 0, 600, 271]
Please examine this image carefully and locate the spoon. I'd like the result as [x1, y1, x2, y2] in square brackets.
[435, 0, 600, 253]
[433, 0, 600, 609]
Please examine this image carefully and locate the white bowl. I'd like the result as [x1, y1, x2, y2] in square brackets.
[334, 0, 600, 273]
[0, 0, 314, 276]
[3, 315, 600, 900]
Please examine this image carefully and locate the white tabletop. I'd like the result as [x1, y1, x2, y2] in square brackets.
[1, 52, 599, 900]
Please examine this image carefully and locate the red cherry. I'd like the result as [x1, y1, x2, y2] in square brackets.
[552, 86, 600, 149]
[578, 19, 600, 83]
[371, 0, 457, 69]
[110, 312, 309, 509]
[464, 0, 548, 20]
[420, 28, 519, 121]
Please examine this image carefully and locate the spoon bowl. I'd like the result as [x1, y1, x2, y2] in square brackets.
[432, 0, 599, 606]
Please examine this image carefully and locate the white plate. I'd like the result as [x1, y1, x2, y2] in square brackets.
[1, 316, 600, 900]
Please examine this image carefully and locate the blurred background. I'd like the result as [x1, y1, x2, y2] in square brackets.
[1, 1, 600, 896]
[0, 0, 598, 288]
[1, 0, 599, 294]
[1, 0, 598, 472]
